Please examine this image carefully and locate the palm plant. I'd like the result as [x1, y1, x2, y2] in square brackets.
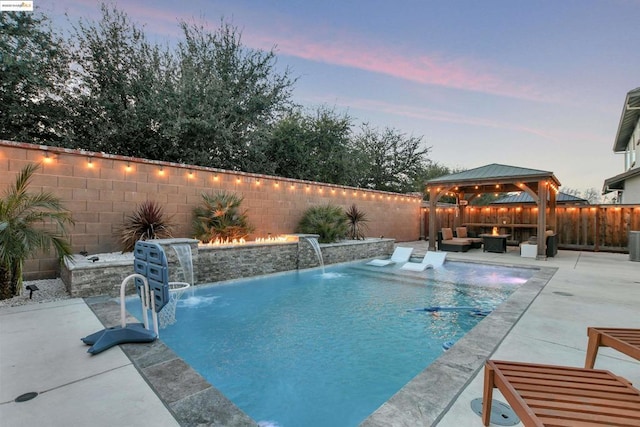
[0, 163, 74, 300]
[192, 191, 254, 243]
[117, 200, 174, 252]
[345, 204, 369, 240]
[296, 204, 348, 243]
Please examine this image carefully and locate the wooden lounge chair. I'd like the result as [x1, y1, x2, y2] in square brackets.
[482, 360, 640, 426]
[585, 327, 640, 369]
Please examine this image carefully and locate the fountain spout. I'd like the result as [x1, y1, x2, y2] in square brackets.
[304, 236, 325, 274]
[171, 244, 194, 286]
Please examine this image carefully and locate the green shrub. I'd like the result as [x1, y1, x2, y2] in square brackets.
[296, 204, 348, 243]
[192, 191, 254, 243]
[345, 204, 369, 240]
[117, 200, 174, 252]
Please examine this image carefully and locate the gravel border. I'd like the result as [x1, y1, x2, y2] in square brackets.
[0, 278, 71, 308]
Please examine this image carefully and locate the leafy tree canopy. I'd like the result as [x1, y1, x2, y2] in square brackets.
[0, 11, 71, 143]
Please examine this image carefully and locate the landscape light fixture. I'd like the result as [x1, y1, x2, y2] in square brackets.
[25, 284, 39, 299]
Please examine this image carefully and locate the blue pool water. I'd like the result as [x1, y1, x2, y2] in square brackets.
[127, 260, 533, 427]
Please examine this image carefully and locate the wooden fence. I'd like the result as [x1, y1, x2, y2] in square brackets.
[423, 204, 640, 252]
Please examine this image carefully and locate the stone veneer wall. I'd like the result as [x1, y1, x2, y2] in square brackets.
[1, 140, 421, 280]
[62, 238, 395, 297]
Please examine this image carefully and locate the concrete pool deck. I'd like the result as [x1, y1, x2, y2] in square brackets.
[1, 244, 638, 426]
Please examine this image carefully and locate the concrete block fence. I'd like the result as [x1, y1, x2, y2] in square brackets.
[1, 140, 421, 280]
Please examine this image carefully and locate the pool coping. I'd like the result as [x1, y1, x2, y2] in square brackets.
[84, 260, 557, 427]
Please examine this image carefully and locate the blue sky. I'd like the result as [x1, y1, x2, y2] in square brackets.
[40, 0, 639, 195]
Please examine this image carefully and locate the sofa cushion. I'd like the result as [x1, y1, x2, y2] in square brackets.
[456, 227, 468, 238]
[442, 228, 454, 240]
[448, 239, 471, 246]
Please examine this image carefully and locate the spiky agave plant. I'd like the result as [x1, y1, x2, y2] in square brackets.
[0, 163, 74, 299]
[117, 200, 174, 252]
[345, 204, 369, 240]
[192, 191, 254, 243]
[295, 204, 348, 243]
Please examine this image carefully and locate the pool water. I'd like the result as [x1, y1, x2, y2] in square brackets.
[127, 261, 533, 427]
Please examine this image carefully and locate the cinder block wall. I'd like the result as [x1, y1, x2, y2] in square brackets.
[1, 140, 422, 279]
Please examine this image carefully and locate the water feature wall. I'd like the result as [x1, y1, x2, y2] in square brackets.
[62, 237, 394, 297]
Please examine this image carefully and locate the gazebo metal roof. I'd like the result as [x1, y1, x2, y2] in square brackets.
[426, 163, 561, 194]
[491, 191, 588, 205]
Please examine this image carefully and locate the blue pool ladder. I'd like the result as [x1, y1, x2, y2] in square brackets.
[81, 241, 170, 354]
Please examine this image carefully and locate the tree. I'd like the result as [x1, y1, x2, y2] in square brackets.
[0, 163, 74, 300]
[264, 107, 356, 183]
[352, 124, 431, 192]
[0, 11, 71, 143]
[64, 4, 176, 158]
[561, 187, 604, 204]
[170, 19, 296, 170]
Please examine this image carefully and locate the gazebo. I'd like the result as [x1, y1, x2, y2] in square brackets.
[425, 164, 561, 258]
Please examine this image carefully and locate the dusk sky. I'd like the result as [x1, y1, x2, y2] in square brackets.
[40, 0, 639, 195]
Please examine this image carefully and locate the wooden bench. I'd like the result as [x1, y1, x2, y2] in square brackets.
[585, 327, 640, 369]
[482, 360, 640, 426]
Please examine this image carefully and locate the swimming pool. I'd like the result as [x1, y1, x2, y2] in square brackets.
[127, 260, 534, 427]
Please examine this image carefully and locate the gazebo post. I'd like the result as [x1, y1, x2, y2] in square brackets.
[549, 189, 557, 231]
[456, 191, 466, 229]
[428, 186, 438, 251]
[536, 180, 548, 259]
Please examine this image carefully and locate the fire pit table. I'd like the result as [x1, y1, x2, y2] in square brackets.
[479, 234, 511, 253]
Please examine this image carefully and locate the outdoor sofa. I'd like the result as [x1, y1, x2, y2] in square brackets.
[437, 228, 472, 252]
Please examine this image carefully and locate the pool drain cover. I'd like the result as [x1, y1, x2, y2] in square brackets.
[470, 398, 519, 426]
[15, 392, 38, 402]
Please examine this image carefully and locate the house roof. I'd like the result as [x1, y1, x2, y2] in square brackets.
[425, 163, 561, 194]
[491, 191, 589, 205]
[602, 167, 640, 193]
[613, 87, 640, 152]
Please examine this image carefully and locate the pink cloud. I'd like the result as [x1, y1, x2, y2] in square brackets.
[245, 32, 550, 103]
